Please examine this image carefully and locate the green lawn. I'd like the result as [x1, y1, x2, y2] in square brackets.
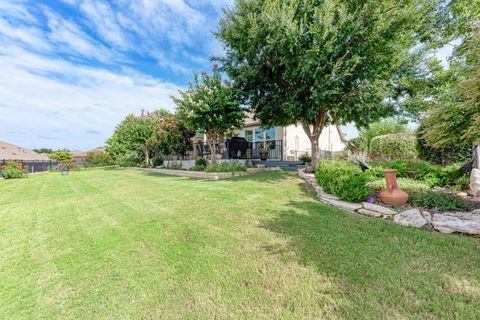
[1, 169, 479, 319]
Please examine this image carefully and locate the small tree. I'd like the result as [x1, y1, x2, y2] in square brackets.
[419, 27, 480, 150]
[151, 112, 195, 162]
[173, 67, 245, 163]
[107, 110, 169, 167]
[49, 151, 73, 171]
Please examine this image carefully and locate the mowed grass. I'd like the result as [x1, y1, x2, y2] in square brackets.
[0, 169, 479, 319]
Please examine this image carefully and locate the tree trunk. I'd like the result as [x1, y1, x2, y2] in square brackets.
[144, 146, 150, 167]
[302, 113, 326, 173]
[207, 134, 217, 165]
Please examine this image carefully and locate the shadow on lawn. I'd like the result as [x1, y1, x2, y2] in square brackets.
[259, 199, 480, 317]
[141, 170, 292, 184]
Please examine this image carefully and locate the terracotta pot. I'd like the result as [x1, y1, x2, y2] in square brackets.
[379, 169, 408, 206]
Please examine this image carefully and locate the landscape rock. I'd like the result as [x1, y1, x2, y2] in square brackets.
[470, 169, 480, 197]
[362, 202, 396, 216]
[357, 208, 383, 217]
[322, 198, 363, 212]
[394, 209, 428, 228]
[432, 212, 480, 235]
[421, 211, 432, 223]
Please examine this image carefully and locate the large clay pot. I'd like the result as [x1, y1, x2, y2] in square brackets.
[379, 169, 408, 205]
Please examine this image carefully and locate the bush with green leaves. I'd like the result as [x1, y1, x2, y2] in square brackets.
[316, 161, 370, 202]
[0, 162, 26, 179]
[204, 161, 247, 173]
[367, 178, 429, 196]
[86, 152, 114, 167]
[368, 160, 464, 188]
[298, 153, 312, 164]
[370, 133, 418, 160]
[410, 191, 471, 212]
[195, 157, 208, 167]
[416, 124, 472, 164]
[151, 156, 163, 167]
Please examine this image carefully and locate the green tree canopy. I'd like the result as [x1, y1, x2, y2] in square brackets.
[216, 0, 459, 170]
[173, 67, 245, 163]
[419, 27, 480, 149]
[49, 151, 72, 162]
[150, 112, 195, 160]
[106, 110, 170, 166]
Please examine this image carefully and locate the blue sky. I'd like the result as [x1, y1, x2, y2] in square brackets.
[0, 0, 455, 151]
[0, 0, 234, 150]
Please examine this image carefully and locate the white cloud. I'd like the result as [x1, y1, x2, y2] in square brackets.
[0, 46, 181, 150]
[0, 17, 50, 50]
[0, 0, 229, 150]
[79, 0, 128, 48]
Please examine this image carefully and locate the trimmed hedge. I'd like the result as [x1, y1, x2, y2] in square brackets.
[316, 160, 370, 202]
[370, 133, 418, 160]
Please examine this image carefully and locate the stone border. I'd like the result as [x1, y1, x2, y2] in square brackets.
[298, 169, 480, 236]
[120, 166, 280, 180]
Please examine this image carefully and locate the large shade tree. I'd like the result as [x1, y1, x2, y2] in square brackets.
[216, 0, 453, 170]
[173, 67, 245, 163]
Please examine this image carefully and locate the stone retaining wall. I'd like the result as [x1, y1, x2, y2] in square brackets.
[298, 170, 480, 237]
[121, 166, 280, 180]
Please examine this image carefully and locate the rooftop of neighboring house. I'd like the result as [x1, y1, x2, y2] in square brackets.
[0, 140, 50, 161]
[71, 147, 106, 158]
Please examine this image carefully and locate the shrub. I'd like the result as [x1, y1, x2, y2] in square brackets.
[316, 160, 370, 202]
[367, 178, 429, 195]
[205, 161, 247, 173]
[410, 191, 471, 212]
[417, 122, 472, 164]
[0, 162, 26, 179]
[195, 157, 208, 167]
[370, 133, 418, 160]
[453, 175, 470, 192]
[151, 156, 163, 167]
[368, 160, 465, 188]
[115, 153, 139, 167]
[298, 153, 312, 164]
[86, 152, 114, 167]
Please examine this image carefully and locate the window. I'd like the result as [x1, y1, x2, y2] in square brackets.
[244, 129, 253, 142]
[266, 128, 276, 140]
[255, 128, 263, 142]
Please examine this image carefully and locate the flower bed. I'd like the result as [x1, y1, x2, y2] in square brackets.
[299, 169, 480, 236]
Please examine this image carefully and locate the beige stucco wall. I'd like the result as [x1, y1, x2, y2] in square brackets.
[283, 124, 345, 159]
[233, 120, 346, 160]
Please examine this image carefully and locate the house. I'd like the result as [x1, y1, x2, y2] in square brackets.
[0, 140, 55, 173]
[231, 115, 347, 161]
[72, 147, 106, 166]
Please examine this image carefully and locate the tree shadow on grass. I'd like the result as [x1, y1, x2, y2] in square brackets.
[140, 170, 292, 184]
[259, 200, 480, 318]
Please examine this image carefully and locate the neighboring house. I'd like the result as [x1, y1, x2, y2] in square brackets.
[231, 115, 347, 160]
[72, 147, 106, 166]
[0, 140, 54, 173]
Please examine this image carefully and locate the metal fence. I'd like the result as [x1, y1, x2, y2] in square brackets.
[0, 160, 58, 173]
[163, 139, 284, 161]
